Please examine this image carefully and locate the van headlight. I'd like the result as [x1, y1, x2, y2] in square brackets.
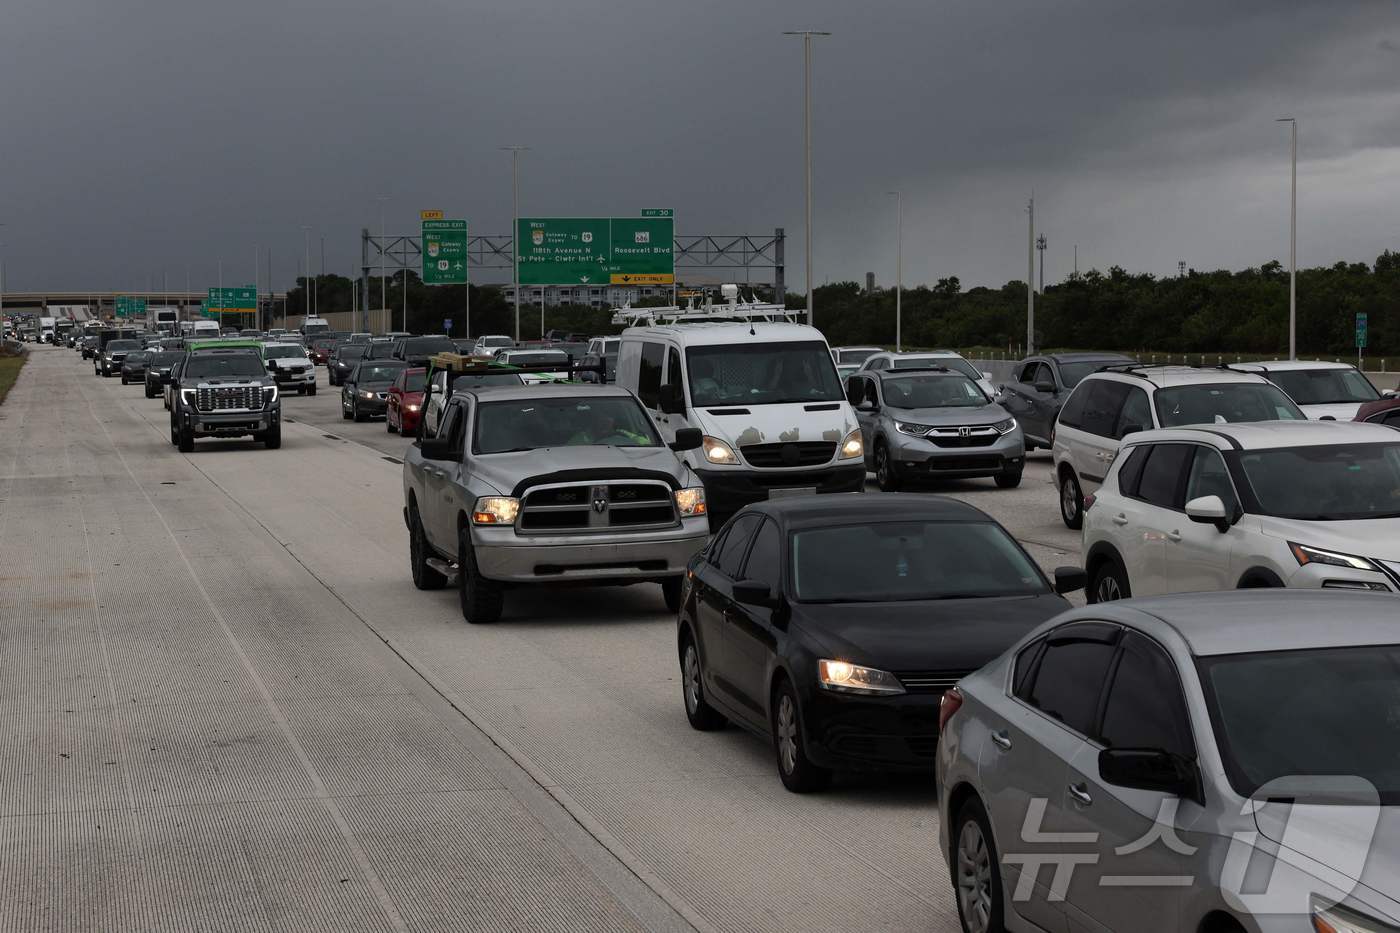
[702, 436, 739, 465]
[471, 497, 520, 525]
[839, 429, 864, 460]
[674, 487, 707, 517]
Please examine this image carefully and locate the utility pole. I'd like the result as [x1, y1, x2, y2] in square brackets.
[886, 190, 902, 351]
[1026, 197, 1035, 355]
[1036, 233, 1047, 294]
[1178, 260, 1186, 278]
[784, 30, 830, 329]
[301, 225, 312, 324]
[376, 196, 389, 327]
[1073, 244, 1078, 278]
[1277, 117, 1297, 360]
[501, 146, 529, 342]
[318, 234, 324, 319]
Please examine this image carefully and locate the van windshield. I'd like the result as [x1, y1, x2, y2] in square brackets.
[686, 341, 844, 407]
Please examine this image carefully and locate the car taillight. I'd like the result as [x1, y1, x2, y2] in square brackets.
[938, 687, 963, 734]
[1082, 491, 1096, 511]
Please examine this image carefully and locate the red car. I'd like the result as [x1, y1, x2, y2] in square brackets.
[308, 338, 339, 365]
[386, 367, 427, 435]
[1354, 394, 1400, 427]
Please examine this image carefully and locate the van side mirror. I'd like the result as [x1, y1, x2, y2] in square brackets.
[670, 427, 703, 452]
[659, 383, 686, 415]
[1099, 748, 1199, 799]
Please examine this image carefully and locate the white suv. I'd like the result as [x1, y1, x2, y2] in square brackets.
[1082, 420, 1400, 602]
[1052, 366, 1305, 528]
[1229, 359, 1391, 420]
[856, 350, 996, 398]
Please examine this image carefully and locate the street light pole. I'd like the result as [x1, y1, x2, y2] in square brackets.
[501, 146, 529, 343]
[301, 225, 312, 326]
[376, 196, 389, 332]
[1026, 196, 1035, 356]
[1036, 233, 1047, 294]
[784, 30, 830, 329]
[886, 190, 902, 351]
[1277, 117, 1297, 360]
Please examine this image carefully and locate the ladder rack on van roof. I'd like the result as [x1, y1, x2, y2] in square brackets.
[610, 284, 807, 327]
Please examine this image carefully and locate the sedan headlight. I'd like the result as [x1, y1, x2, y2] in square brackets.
[895, 421, 932, 437]
[702, 436, 739, 465]
[1310, 897, 1398, 933]
[839, 428, 864, 460]
[471, 496, 520, 525]
[817, 659, 906, 696]
[993, 417, 1018, 434]
[674, 486, 707, 517]
[360, 389, 376, 399]
[1289, 542, 1380, 572]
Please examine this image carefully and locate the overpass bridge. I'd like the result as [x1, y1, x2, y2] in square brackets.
[0, 291, 287, 318]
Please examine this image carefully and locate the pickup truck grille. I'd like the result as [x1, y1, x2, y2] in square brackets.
[519, 481, 676, 534]
[741, 441, 836, 468]
[196, 386, 262, 412]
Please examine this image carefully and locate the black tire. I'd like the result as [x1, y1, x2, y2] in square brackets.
[264, 422, 281, 449]
[306, 385, 316, 397]
[145, 383, 156, 398]
[1089, 556, 1131, 604]
[994, 465, 1023, 489]
[951, 797, 1007, 933]
[177, 422, 194, 453]
[169, 417, 178, 446]
[352, 399, 366, 423]
[772, 678, 830, 793]
[408, 507, 447, 590]
[387, 417, 397, 434]
[1059, 470, 1084, 530]
[458, 526, 503, 624]
[121, 375, 129, 385]
[661, 577, 683, 612]
[680, 632, 726, 730]
[875, 441, 903, 492]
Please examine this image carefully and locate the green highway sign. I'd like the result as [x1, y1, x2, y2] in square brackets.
[641, 208, 673, 218]
[1357, 311, 1368, 349]
[207, 286, 257, 312]
[517, 216, 674, 285]
[114, 296, 148, 319]
[422, 219, 469, 285]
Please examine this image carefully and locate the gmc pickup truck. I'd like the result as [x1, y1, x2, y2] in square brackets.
[402, 384, 709, 623]
[169, 346, 282, 452]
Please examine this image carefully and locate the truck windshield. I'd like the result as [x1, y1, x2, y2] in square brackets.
[475, 397, 660, 453]
[185, 354, 266, 378]
[686, 341, 843, 407]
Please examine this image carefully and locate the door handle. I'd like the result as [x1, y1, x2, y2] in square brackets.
[1112, 513, 1128, 526]
[1068, 782, 1093, 806]
[1167, 530, 1182, 542]
[990, 730, 1012, 751]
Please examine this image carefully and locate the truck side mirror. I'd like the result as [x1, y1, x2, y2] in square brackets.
[419, 436, 460, 462]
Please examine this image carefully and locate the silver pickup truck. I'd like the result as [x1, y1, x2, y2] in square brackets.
[402, 383, 710, 623]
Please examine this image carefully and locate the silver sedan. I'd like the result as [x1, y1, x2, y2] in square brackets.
[936, 589, 1400, 933]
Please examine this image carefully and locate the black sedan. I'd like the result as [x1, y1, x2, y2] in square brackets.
[341, 360, 407, 422]
[328, 344, 368, 386]
[119, 350, 151, 384]
[677, 494, 1084, 792]
[143, 351, 184, 398]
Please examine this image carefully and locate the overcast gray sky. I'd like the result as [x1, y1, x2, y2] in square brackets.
[3, 0, 1399, 295]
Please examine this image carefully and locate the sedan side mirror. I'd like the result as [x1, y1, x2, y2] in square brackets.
[1382, 389, 1397, 399]
[1099, 748, 1199, 800]
[1053, 566, 1087, 594]
[732, 580, 777, 608]
[1185, 494, 1230, 532]
[1034, 380, 1056, 394]
[670, 427, 703, 452]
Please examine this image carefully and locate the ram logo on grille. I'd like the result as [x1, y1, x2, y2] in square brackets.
[591, 487, 609, 514]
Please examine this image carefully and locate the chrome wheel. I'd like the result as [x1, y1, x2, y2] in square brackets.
[1096, 574, 1122, 602]
[956, 820, 994, 933]
[682, 645, 701, 715]
[1060, 479, 1079, 521]
[776, 694, 798, 775]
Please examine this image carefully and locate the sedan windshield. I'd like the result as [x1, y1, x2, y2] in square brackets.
[355, 363, 407, 384]
[475, 396, 659, 453]
[336, 346, 368, 362]
[1268, 368, 1380, 405]
[1059, 359, 1132, 388]
[882, 374, 987, 407]
[122, 352, 148, 364]
[1237, 442, 1400, 520]
[184, 354, 266, 378]
[1200, 645, 1400, 803]
[687, 341, 843, 406]
[792, 521, 1047, 602]
[1153, 383, 1305, 427]
[264, 346, 307, 360]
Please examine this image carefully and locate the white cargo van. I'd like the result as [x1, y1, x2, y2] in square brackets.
[616, 313, 865, 528]
[191, 320, 221, 338]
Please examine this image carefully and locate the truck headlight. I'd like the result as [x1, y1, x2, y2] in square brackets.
[839, 428, 864, 459]
[702, 436, 739, 465]
[817, 659, 905, 696]
[263, 386, 278, 404]
[179, 388, 196, 404]
[471, 496, 520, 525]
[674, 487, 707, 517]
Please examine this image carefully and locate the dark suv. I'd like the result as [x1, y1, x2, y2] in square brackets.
[997, 352, 1136, 448]
[169, 348, 282, 452]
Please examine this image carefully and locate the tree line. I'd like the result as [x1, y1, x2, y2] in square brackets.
[282, 250, 1400, 355]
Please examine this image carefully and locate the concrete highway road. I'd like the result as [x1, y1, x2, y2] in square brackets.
[0, 347, 1083, 932]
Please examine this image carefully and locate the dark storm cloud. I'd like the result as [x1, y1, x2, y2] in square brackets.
[2, 0, 1399, 294]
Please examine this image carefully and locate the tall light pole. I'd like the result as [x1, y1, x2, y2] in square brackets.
[1277, 117, 1297, 360]
[501, 146, 529, 342]
[376, 196, 389, 331]
[1026, 197, 1035, 355]
[784, 30, 830, 328]
[1036, 233, 1047, 294]
[301, 225, 312, 324]
[318, 234, 324, 319]
[886, 190, 902, 351]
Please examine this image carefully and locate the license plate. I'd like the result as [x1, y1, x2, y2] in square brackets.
[769, 486, 817, 499]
